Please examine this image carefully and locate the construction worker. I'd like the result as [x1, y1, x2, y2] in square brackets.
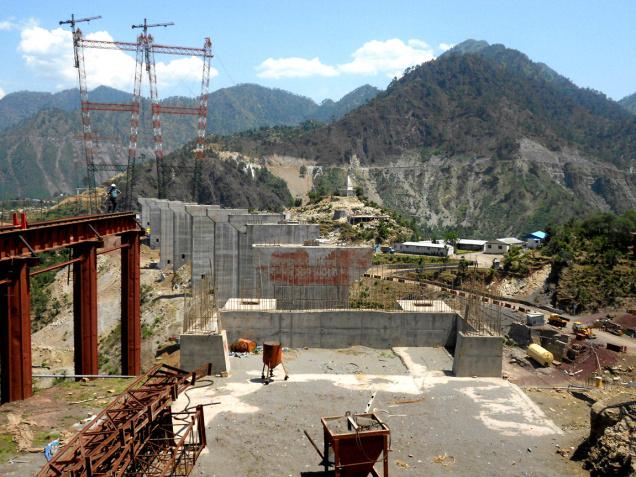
[107, 183, 120, 212]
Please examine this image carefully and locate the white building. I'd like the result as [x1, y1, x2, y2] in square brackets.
[484, 237, 525, 254]
[394, 240, 454, 257]
[456, 239, 487, 251]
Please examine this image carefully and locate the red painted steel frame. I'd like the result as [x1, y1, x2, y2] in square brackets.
[121, 231, 142, 375]
[0, 213, 143, 403]
[73, 241, 100, 376]
[0, 259, 37, 401]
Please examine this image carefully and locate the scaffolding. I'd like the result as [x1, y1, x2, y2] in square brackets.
[220, 260, 502, 336]
[183, 276, 217, 334]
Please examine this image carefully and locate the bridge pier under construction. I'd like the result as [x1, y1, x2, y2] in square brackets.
[0, 213, 144, 403]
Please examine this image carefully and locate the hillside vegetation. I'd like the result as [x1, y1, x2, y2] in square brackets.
[542, 211, 636, 313]
[0, 84, 378, 199]
[132, 146, 293, 211]
[619, 92, 636, 115]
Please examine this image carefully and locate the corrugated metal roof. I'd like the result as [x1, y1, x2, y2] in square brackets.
[495, 237, 524, 245]
[528, 231, 547, 239]
[458, 239, 487, 246]
[400, 241, 448, 249]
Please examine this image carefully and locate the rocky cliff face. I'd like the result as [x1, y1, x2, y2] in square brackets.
[346, 137, 635, 236]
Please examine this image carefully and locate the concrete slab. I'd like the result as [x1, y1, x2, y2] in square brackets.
[177, 347, 579, 477]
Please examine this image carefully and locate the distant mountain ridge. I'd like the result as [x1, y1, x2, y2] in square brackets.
[211, 40, 636, 236]
[0, 83, 379, 199]
[0, 83, 380, 133]
[619, 92, 636, 115]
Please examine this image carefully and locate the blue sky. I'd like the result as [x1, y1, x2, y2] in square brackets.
[1, 0, 635, 103]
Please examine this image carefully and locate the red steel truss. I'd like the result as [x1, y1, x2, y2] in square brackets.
[37, 363, 210, 477]
[0, 213, 143, 403]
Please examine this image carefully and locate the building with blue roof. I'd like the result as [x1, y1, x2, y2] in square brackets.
[526, 230, 547, 249]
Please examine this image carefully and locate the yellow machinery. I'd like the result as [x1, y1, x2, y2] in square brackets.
[548, 314, 568, 328]
[573, 321, 593, 339]
[527, 343, 554, 367]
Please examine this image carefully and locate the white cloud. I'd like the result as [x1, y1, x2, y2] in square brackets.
[0, 87, 5, 99]
[0, 20, 16, 31]
[439, 42, 454, 52]
[338, 38, 435, 77]
[155, 56, 219, 89]
[256, 56, 338, 79]
[256, 38, 438, 80]
[17, 25, 216, 93]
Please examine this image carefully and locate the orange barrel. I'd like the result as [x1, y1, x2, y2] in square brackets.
[263, 342, 283, 368]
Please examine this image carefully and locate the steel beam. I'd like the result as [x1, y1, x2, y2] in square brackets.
[0, 258, 38, 402]
[120, 231, 142, 376]
[73, 241, 101, 377]
[0, 212, 140, 261]
[37, 364, 211, 477]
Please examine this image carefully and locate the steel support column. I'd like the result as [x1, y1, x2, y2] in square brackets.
[0, 259, 36, 403]
[120, 232, 142, 375]
[73, 241, 101, 376]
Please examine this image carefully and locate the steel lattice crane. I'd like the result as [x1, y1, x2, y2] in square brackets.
[60, 14, 213, 209]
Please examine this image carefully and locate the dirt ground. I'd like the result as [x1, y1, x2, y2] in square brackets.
[0, 378, 132, 474]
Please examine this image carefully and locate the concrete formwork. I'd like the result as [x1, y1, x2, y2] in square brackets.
[252, 244, 371, 309]
[148, 199, 169, 250]
[170, 202, 195, 271]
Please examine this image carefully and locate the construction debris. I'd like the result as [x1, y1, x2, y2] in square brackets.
[230, 338, 257, 353]
[585, 394, 636, 476]
[37, 363, 212, 477]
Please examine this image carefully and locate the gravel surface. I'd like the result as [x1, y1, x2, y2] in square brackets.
[180, 346, 586, 476]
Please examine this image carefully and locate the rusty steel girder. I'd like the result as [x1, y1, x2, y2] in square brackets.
[0, 212, 141, 261]
[38, 363, 211, 477]
[0, 213, 144, 403]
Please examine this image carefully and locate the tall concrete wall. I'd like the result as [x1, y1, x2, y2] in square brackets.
[214, 213, 284, 306]
[238, 224, 321, 301]
[138, 197, 152, 231]
[159, 202, 178, 268]
[147, 199, 169, 249]
[171, 202, 195, 271]
[219, 309, 459, 349]
[252, 244, 371, 309]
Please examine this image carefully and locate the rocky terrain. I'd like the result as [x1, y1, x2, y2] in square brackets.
[213, 40, 636, 237]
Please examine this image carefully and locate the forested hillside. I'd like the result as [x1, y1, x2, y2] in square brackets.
[0, 83, 378, 199]
[212, 40, 636, 236]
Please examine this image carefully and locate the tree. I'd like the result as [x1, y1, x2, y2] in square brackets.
[444, 231, 459, 246]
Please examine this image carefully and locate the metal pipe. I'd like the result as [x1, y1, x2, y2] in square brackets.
[98, 243, 130, 255]
[30, 257, 82, 276]
[33, 374, 135, 379]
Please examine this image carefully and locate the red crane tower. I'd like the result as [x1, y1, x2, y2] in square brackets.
[60, 14, 213, 208]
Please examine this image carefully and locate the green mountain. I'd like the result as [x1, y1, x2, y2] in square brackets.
[0, 83, 380, 133]
[0, 83, 379, 199]
[212, 40, 636, 236]
[619, 92, 636, 114]
[310, 85, 381, 122]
